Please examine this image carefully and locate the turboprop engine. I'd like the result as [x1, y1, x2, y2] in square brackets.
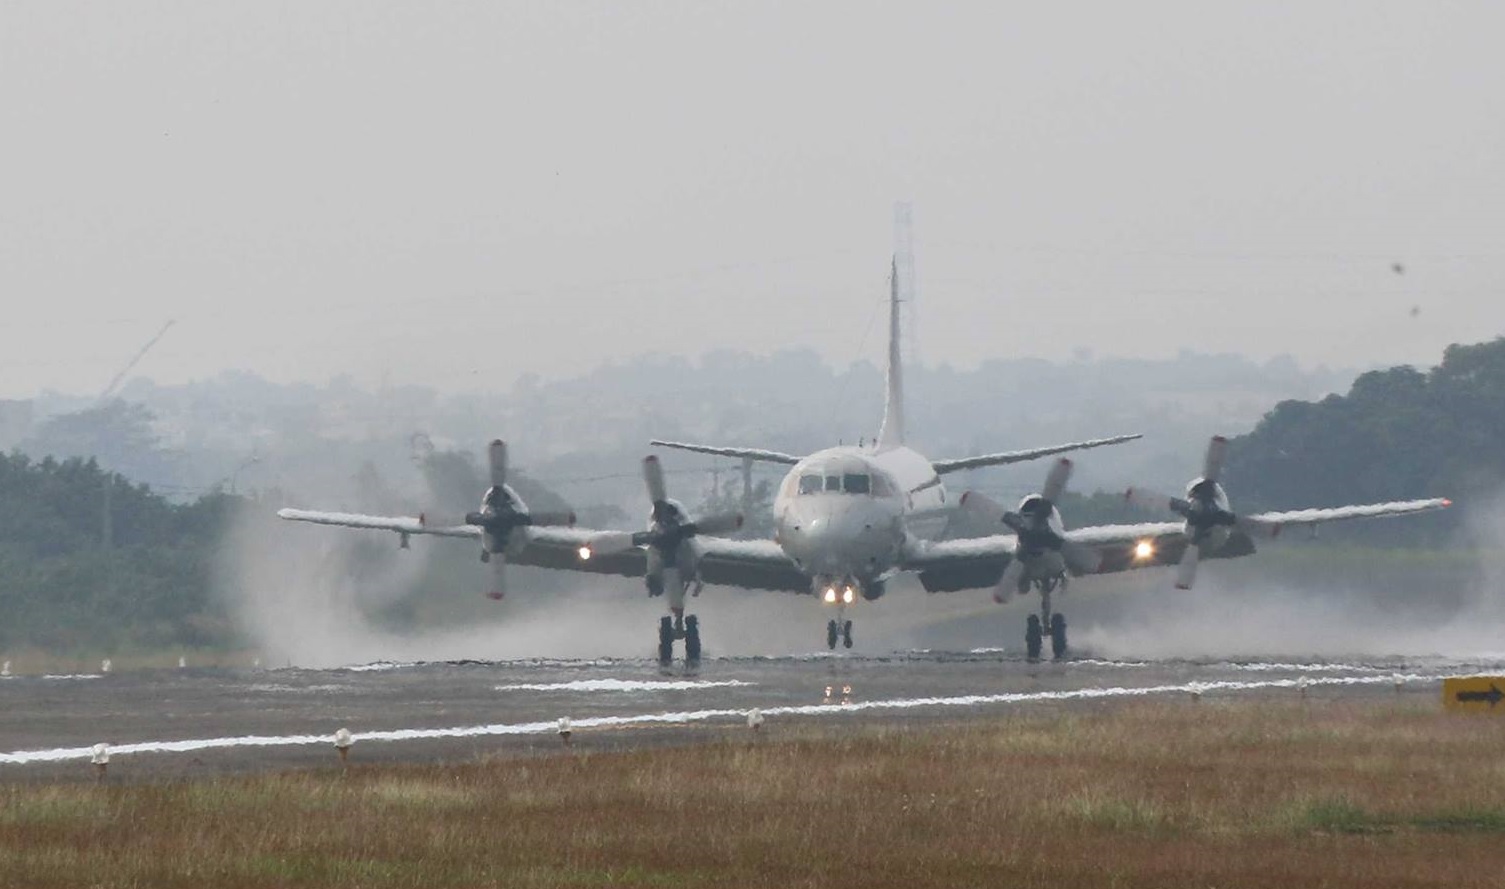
[462, 439, 574, 599]
[583, 455, 742, 603]
[1124, 435, 1238, 590]
[958, 457, 1101, 603]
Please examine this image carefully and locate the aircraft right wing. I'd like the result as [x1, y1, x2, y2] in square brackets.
[648, 440, 802, 465]
[931, 434, 1142, 474]
[508, 529, 811, 594]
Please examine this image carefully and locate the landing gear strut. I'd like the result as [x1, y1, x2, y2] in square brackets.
[1024, 580, 1068, 661]
[658, 613, 702, 668]
[826, 618, 853, 651]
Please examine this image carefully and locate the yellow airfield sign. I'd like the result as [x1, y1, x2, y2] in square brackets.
[1443, 677, 1505, 713]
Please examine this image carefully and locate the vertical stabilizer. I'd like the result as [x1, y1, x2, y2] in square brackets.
[876, 256, 906, 448]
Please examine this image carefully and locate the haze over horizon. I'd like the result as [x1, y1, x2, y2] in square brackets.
[4, 2, 1504, 400]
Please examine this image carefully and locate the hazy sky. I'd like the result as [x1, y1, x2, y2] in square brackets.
[3, 2, 1503, 399]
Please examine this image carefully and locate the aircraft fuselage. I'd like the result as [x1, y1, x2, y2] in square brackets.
[772, 444, 948, 597]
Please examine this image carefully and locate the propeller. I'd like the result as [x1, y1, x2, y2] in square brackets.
[462, 439, 574, 599]
[960, 458, 1101, 604]
[1123, 436, 1236, 591]
[586, 455, 742, 602]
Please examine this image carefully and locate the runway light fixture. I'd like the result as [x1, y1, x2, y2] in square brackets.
[841, 586, 856, 605]
[577, 546, 592, 561]
[1133, 540, 1155, 561]
[823, 587, 838, 604]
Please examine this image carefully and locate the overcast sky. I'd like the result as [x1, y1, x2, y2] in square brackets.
[3, 2, 1503, 399]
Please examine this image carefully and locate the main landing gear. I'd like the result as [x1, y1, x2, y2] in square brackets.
[826, 617, 853, 651]
[658, 613, 701, 668]
[1024, 579, 1068, 661]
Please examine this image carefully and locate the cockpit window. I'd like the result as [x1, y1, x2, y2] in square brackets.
[843, 473, 871, 494]
[871, 474, 893, 497]
[825, 475, 842, 492]
[798, 474, 823, 495]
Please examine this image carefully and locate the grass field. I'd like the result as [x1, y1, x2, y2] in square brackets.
[3, 697, 1504, 887]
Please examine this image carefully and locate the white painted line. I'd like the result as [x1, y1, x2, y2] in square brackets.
[494, 679, 753, 693]
[0, 671, 1476, 766]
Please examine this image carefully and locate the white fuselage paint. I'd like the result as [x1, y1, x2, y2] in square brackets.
[772, 444, 948, 592]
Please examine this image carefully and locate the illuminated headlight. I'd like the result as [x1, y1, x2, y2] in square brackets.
[841, 586, 856, 604]
[1133, 540, 1155, 561]
[577, 546, 592, 561]
[823, 587, 838, 604]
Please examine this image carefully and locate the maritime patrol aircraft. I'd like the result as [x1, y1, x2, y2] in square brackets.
[279, 262, 1448, 662]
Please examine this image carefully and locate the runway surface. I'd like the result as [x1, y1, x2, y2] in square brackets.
[3, 649, 1502, 781]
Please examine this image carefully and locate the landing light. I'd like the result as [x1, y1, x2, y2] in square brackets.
[823, 587, 838, 604]
[841, 587, 856, 604]
[1134, 540, 1155, 561]
[577, 546, 592, 561]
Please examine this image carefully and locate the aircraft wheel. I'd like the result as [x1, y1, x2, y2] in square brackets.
[658, 616, 675, 666]
[1050, 613, 1068, 660]
[1025, 614, 1043, 661]
[685, 615, 702, 664]
[842, 620, 854, 649]
[826, 619, 839, 650]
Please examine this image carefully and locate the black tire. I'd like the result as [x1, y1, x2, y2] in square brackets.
[842, 620, 854, 649]
[685, 615, 702, 663]
[826, 619, 839, 650]
[1025, 614, 1043, 661]
[658, 616, 674, 666]
[1049, 613, 1068, 660]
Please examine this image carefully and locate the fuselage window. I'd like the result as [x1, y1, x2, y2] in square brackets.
[843, 473, 871, 494]
[825, 475, 842, 492]
[798, 474, 823, 495]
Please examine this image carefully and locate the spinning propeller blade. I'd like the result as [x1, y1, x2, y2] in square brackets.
[1203, 436, 1228, 483]
[1175, 544, 1200, 590]
[994, 558, 1026, 604]
[643, 455, 668, 504]
[1042, 458, 1073, 503]
[488, 439, 508, 487]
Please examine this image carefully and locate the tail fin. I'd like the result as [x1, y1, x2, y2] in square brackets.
[876, 256, 905, 448]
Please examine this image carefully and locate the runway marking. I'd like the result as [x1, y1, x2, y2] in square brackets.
[0, 674, 104, 682]
[0, 672, 1486, 766]
[494, 679, 754, 693]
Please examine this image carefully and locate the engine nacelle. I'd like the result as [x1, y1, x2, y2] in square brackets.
[861, 580, 886, 602]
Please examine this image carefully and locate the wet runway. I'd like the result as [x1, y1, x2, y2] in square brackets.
[3, 650, 1501, 781]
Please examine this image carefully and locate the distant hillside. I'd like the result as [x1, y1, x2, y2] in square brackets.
[1225, 337, 1505, 543]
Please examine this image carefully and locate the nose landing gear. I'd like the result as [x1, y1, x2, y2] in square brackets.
[826, 618, 853, 650]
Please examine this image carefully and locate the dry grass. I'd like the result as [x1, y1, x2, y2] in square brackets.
[3, 698, 1505, 887]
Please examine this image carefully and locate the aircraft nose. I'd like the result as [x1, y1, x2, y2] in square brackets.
[778, 498, 897, 576]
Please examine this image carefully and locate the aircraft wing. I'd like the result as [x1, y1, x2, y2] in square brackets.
[511, 529, 810, 594]
[901, 522, 1222, 593]
[1240, 498, 1450, 536]
[931, 434, 1142, 474]
[277, 508, 482, 540]
[277, 508, 809, 594]
[648, 440, 802, 465]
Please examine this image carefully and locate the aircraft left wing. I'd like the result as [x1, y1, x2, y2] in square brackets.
[901, 522, 1197, 592]
[1240, 499, 1451, 536]
[931, 434, 1142, 474]
[903, 494, 1451, 594]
